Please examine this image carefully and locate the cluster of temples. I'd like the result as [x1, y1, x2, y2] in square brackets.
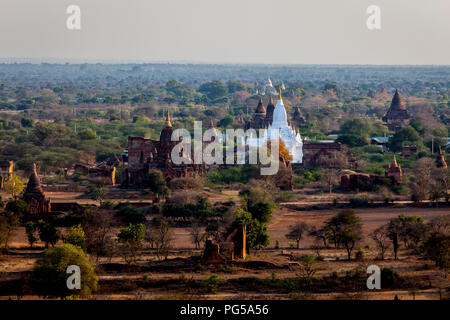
[122, 112, 204, 187]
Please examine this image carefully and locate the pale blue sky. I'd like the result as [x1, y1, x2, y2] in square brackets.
[0, 0, 449, 64]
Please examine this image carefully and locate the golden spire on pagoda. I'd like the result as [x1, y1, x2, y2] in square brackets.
[278, 87, 282, 101]
[164, 110, 172, 127]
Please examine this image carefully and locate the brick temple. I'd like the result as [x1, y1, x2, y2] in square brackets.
[382, 89, 410, 131]
[122, 111, 204, 187]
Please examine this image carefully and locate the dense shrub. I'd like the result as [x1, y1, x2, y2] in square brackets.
[202, 274, 223, 293]
[30, 244, 98, 298]
[349, 197, 369, 207]
[63, 224, 87, 251]
[117, 205, 146, 224]
[381, 268, 400, 288]
[168, 177, 202, 190]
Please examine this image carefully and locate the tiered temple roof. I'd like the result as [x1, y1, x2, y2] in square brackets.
[265, 96, 275, 124]
[382, 89, 410, 131]
[23, 164, 51, 214]
[24, 164, 45, 199]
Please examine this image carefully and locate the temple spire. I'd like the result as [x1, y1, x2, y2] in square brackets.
[255, 96, 266, 114]
[392, 154, 398, 167]
[278, 88, 282, 101]
[436, 147, 448, 168]
[391, 89, 406, 111]
[164, 110, 172, 127]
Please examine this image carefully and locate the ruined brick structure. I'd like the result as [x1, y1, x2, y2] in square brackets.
[73, 161, 117, 185]
[340, 171, 390, 191]
[203, 224, 246, 264]
[22, 164, 51, 215]
[401, 145, 417, 158]
[341, 156, 402, 190]
[382, 89, 410, 131]
[302, 142, 354, 168]
[122, 111, 204, 187]
[385, 155, 402, 184]
[292, 106, 306, 125]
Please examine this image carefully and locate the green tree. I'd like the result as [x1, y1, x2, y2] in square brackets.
[226, 81, 247, 93]
[218, 115, 234, 128]
[198, 80, 228, 101]
[247, 200, 274, 223]
[117, 223, 146, 264]
[64, 224, 87, 251]
[397, 215, 425, 249]
[30, 244, 98, 299]
[3, 173, 24, 198]
[324, 209, 362, 260]
[0, 211, 20, 251]
[247, 219, 270, 250]
[25, 221, 38, 248]
[389, 126, 421, 152]
[323, 82, 343, 97]
[409, 118, 425, 136]
[37, 220, 60, 248]
[231, 208, 269, 251]
[6, 199, 29, 216]
[336, 134, 367, 147]
[144, 170, 169, 201]
[78, 128, 98, 140]
[339, 118, 371, 138]
[21, 117, 34, 128]
[297, 255, 318, 283]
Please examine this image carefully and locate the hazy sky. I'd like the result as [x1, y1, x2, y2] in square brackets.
[0, 0, 449, 64]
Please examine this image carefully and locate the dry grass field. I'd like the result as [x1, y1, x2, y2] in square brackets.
[1, 188, 449, 300]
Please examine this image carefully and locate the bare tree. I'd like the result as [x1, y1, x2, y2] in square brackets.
[371, 224, 391, 260]
[320, 168, 341, 194]
[319, 155, 348, 193]
[81, 207, 114, 262]
[152, 218, 174, 261]
[285, 222, 309, 249]
[430, 167, 450, 204]
[309, 226, 328, 248]
[189, 220, 205, 249]
[410, 158, 433, 202]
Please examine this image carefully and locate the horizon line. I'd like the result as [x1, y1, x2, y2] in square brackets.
[0, 57, 449, 67]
